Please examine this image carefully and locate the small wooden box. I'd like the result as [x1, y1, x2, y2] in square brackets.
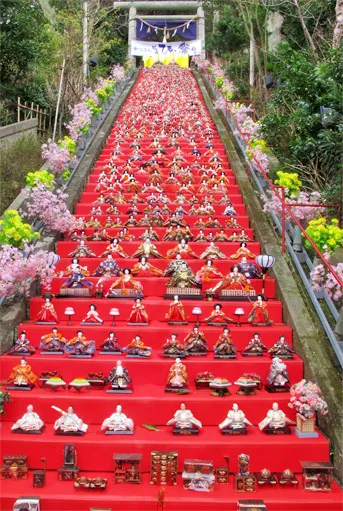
[234, 474, 256, 492]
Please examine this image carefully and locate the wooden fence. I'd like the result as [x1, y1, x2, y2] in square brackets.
[17, 98, 53, 135]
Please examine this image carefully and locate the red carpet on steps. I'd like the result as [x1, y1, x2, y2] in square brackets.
[0, 66, 341, 511]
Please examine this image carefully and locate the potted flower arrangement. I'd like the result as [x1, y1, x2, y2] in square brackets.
[288, 379, 328, 436]
[0, 390, 12, 416]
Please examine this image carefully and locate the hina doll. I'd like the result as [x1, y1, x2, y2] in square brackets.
[230, 242, 256, 260]
[194, 229, 208, 242]
[128, 298, 149, 325]
[11, 405, 44, 434]
[219, 403, 253, 435]
[106, 361, 132, 392]
[81, 304, 103, 324]
[123, 335, 151, 358]
[163, 255, 186, 277]
[131, 256, 163, 277]
[204, 304, 233, 325]
[166, 358, 188, 392]
[213, 230, 230, 242]
[132, 238, 164, 259]
[166, 261, 201, 289]
[266, 358, 290, 390]
[100, 332, 122, 354]
[214, 327, 237, 359]
[106, 204, 120, 215]
[237, 229, 251, 242]
[226, 217, 242, 229]
[53, 406, 88, 435]
[85, 217, 102, 228]
[65, 331, 96, 357]
[100, 239, 129, 258]
[7, 358, 38, 388]
[162, 334, 186, 358]
[166, 239, 199, 259]
[68, 240, 96, 258]
[88, 228, 111, 242]
[184, 326, 208, 356]
[101, 405, 134, 433]
[36, 293, 59, 324]
[223, 203, 238, 216]
[243, 332, 268, 356]
[208, 266, 255, 295]
[165, 295, 187, 324]
[39, 327, 67, 353]
[70, 229, 87, 241]
[61, 258, 94, 290]
[125, 215, 138, 227]
[8, 332, 35, 356]
[268, 336, 294, 359]
[167, 403, 202, 434]
[228, 231, 239, 242]
[258, 402, 294, 433]
[138, 214, 152, 227]
[107, 269, 143, 296]
[196, 259, 223, 283]
[248, 296, 273, 326]
[163, 226, 176, 241]
[92, 254, 122, 277]
[235, 257, 262, 279]
[199, 242, 226, 260]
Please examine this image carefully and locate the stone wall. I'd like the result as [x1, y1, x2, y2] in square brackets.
[0, 70, 139, 355]
[195, 69, 343, 482]
[0, 119, 38, 145]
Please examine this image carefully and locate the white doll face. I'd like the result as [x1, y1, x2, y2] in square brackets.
[20, 359, 26, 366]
[180, 403, 186, 410]
[116, 360, 122, 368]
[135, 336, 140, 341]
[272, 402, 278, 411]
[77, 332, 83, 338]
[124, 269, 130, 275]
[72, 258, 78, 264]
[174, 295, 179, 302]
[90, 305, 95, 311]
[68, 407, 73, 414]
[107, 255, 113, 260]
[27, 405, 34, 413]
[232, 403, 239, 412]
[20, 333, 26, 340]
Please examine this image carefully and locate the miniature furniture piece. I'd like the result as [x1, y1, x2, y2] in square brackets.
[58, 444, 80, 481]
[182, 459, 215, 492]
[301, 461, 333, 491]
[150, 451, 178, 486]
[0, 456, 28, 480]
[113, 454, 142, 484]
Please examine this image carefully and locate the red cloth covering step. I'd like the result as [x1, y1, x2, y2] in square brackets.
[79, 192, 244, 205]
[1, 472, 341, 511]
[64, 227, 255, 240]
[0, 352, 304, 387]
[2, 384, 298, 426]
[74, 214, 252, 228]
[44, 276, 275, 299]
[20, 323, 292, 351]
[75, 202, 246, 215]
[0, 422, 329, 473]
[56, 240, 259, 258]
[29, 297, 284, 323]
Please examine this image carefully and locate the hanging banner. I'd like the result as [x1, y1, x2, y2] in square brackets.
[131, 39, 202, 57]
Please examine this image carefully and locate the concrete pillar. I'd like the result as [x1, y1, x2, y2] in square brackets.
[128, 6, 137, 65]
[197, 6, 205, 58]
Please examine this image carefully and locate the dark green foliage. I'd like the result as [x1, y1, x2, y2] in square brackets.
[206, 5, 248, 58]
[261, 43, 343, 192]
[0, 135, 43, 215]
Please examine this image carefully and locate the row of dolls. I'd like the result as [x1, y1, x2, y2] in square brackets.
[10, 401, 294, 436]
[66, 238, 256, 261]
[9, 327, 294, 360]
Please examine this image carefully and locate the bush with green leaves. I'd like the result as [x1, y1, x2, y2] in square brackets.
[274, 171, 302, 198]
[304, 218, 343, 254]
[0, 210, 40, 248]
[25, 170, 55, 189]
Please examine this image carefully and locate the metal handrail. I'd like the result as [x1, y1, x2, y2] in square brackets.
[199, 68, 343, 367]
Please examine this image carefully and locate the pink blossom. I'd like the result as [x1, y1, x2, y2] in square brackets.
[0, 245, 56, 299]
[22, 184, 77, 234]
[110, 64, 126, 83]
[66, 102, 92, 141]
[262, 190, 324, 222]
[312, 262, 343, 301]
[41, 139, 71, 174]
[214, 97, 226, 110]
[288, 379, 328, 419]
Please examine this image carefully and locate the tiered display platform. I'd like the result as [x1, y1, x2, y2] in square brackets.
[1, 66, 341, 511]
